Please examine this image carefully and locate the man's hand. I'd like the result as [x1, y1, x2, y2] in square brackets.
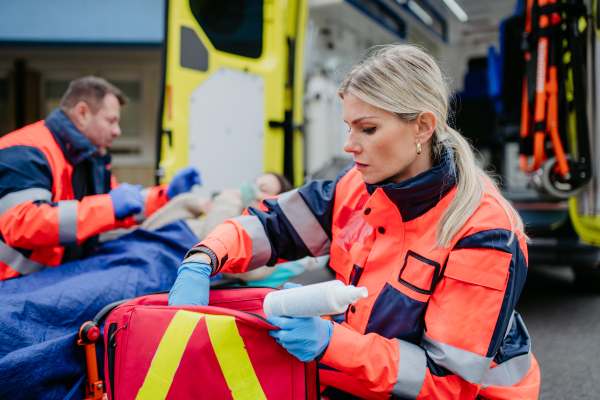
[109, 183, 144, 219]
[167, 167, 201, 199]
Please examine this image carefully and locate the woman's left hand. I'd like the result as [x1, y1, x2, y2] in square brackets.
[168, 260, 211, 306]
[268, 315, 333, 362]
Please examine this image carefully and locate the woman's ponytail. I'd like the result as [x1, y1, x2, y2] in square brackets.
[434, 127, 484, 248]
[433, 127, 526, 248]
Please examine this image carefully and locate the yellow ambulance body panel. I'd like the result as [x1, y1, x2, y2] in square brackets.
[158, 0, 307, 191]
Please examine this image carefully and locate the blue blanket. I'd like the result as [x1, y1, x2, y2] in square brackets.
[0, 221, 199, 400]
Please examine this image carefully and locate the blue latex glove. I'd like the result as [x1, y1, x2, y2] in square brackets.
[167, 167, 201, 199]
[282, 281, 302, 289]
[108, 183, 144, 219]
[268, 316, 333, 362]
[168, 260, 212, 306]
[267, 282, 333, 362]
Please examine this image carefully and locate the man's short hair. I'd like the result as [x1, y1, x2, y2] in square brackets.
[60, 76, 129, 114]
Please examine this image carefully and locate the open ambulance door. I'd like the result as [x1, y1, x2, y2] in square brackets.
[569, 0, 600, 246]
[156, 0, 308, 194]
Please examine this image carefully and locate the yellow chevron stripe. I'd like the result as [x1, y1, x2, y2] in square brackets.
[205, 315, 267, 400]
[135, 310, 204, 400]
[135, 311, 267, 400]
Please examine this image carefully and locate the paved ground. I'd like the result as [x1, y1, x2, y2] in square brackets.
[518, 266, 600, 400]
[293, 265, 600, 400]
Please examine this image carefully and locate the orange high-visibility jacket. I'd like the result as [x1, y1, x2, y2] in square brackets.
[0, 110, 169, 280]
[192, 152, 540, 399]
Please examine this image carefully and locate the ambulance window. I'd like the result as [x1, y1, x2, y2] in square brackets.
[403, 0, 447, 41]
[189, 0, 263, 59]
[45, 80, 71, 116]
[348, 0, 406, 37]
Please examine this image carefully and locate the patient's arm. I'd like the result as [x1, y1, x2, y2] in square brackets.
[140, 193, 207, 231]
[198, 190, 242, 239]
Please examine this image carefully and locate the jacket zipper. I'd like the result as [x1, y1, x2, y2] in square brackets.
[314, 363, 320, 400]
[304, 361, 320, 400]
[148, 285, 276, 296]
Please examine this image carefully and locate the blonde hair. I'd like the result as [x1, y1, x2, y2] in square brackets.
[339, 44, 527, 248]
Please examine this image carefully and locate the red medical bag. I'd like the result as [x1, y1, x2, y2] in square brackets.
[102, 287, 319, 400]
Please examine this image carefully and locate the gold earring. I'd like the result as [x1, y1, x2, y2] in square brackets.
[416, 142, 421, 154]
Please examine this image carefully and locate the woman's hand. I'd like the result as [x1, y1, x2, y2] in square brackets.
[267, 282, 333, 362]
[268, 315, 333, 362]
[168, 260, 212, 306]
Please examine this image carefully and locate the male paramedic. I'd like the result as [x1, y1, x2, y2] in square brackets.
[0, 76, 200, 280]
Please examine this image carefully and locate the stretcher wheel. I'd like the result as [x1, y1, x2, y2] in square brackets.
[537, 157, 583, 200]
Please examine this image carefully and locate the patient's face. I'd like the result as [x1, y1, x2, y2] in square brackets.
[248, 174, 282, 208]
[256, 174, 281, 198]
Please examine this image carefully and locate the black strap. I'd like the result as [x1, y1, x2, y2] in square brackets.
[537, 1, 585, 16]
[539, 24, 562, 37]
[519, 135, 535, 156]
[534, 121, 547, 133]
[92, 298, 133, 325]
[537, 2, 565, 15]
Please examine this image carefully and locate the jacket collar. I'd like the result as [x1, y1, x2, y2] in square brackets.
[365, 147, 456, 222]
[44, 109, 100, 166]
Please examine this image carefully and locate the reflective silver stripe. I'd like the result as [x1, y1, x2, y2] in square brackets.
[0, 240, 48, 275]
[0, 188, 53, 216]
[422, 332, 493, 384]
[58, 200, 78, 246]
[276, 189, 331, 257]
[481, 352, 531, 389]
[482, 313, 532, 389]
[234, 215, 272, 271]
[391, 339, 427, 399]
[133, 187, 150, 223]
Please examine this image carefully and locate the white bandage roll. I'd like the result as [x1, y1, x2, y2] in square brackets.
[263, 280, 368, 318]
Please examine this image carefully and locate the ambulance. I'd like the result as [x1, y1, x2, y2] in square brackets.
[157, 0, 600, 287]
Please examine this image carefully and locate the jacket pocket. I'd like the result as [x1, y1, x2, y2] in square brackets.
[423, 248, 513, 356]
[398, 250, 441, 295]
[363, 251, 441, 341]
[444, 248, 511, 291]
